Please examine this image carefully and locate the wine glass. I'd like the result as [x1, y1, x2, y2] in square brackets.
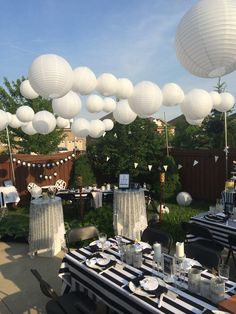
[98, 232, 107, 253]
[119, 242, 126, 264]
[218, 264, 230, 282]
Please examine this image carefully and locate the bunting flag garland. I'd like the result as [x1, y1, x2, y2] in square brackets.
[193, 160, 199, 167]
[134, 162, 138, 168]
[148, 165, 152, 171]
[214, 156, 219, 163]
[178, 164, 182, 169]
[103, 132, 106, 137]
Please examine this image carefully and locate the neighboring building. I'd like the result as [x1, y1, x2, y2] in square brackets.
[59, 127, 86, 152]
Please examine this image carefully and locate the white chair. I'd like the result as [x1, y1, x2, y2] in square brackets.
[27, 182, 38, 192]
[55, 179, 67, 191]
[27, 183, 42, 200]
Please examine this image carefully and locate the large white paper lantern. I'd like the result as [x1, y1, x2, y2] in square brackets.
[6, 112, 12, 124]
[176, 192, 192, 206]
[0, 110, 8, 131]
[103, 97, 116, 113]
[52, 91, 81, 119]
[89, 119, 105, 138]
[215, 92, 235, 113]
[72, 66, 97, 95]
[86, 95, 104, 113]
[180, 89, 213, 120]
[28, 54, 73, 99]
[185, 117, 203, 126]
[128, 81, 163, 116]
[9, 114, 24, 128]
[176, 0, 236, 78]
[103, 119, 114, 131]
[210, 91, 222, 109]
[32, 110, 56, 134]
[162, 83, 184, 107]
[96, 73, 118, 97]
[16, 105, 35, 123]
[21, 122, 37, 135]
[113, 100, 137, 125]
[56, 117, 70, 128]
[116, 78, 134, 99]
[20, 80, 39, 99]
[71, 118, 90, 137]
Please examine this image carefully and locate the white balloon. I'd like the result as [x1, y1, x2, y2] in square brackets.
[71, 118, 90, 137]
[103, 97, 116, 113]
[52, 91, 81, 119]
[116, 78, 134, 99]
[113, 100, 137, 125]
[28, 54, 73, 99]
[103, 119, 114, 131]
[32, 110, 56, 134]
[21, 121, 37, 135]
[162, 83, 184, 107]
[86, 95, 104, 113]
[185, 116, 203, 126]
[210, 91, 222, 108]
[20, 80, 39, 99]
[128, 81, 163, 116]
[0, 110, 8, 131]
[176, 192, 192, 206]
[16, 105, 34, 123]
[56, 117, 70, 128]
[215, 92, 235, 112]
[89, 119, 105, 138]
[180, 89, 213, 120]
[9, 114, 25, 128]
[96, 73, 118, 96]
[72, 66, 97, 95]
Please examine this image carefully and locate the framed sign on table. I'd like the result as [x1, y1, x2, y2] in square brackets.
[118, 173, 130, 189]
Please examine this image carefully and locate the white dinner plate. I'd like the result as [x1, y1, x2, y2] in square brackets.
[96, 257, 110, 266]
[90, 240, 111, 249]
[85, 257, 97, 268]
[140, 276, 159, 291]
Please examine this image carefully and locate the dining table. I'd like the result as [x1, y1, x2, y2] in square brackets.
[0, 186, 20, 205]
[58, 237, 236, 314]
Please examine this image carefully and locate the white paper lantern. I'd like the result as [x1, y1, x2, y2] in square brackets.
[42, 164, 46, 168]
[157, 205, 169, 214]
[39, 174, 43, 178]
[116, 78, 134, 99]
[13, 158, 16, 162]
[0, 110, 8, 131]
[22, 162, 26, 166]
[17, 160, 21, 164]
[89, 119, 105, 138]
[6, 112, 12, 124]
[52, 91, 81, 119]
[72, 66, 97, 95]
[27, 163, 31, 167]
[128, 81, 163, 116]
[21, 122, 37, 135]
[96, 73, 118, 96]
[86, 95, 104, 113]
[20, 80, 39, 99]
[9, 114, 25, 129]
[176, 192, 192, 206]
[180, 89, 213, 120]
[215, 92, 235, 112]
[113, 100, 137, 125]
[45, 175, 48, 180]
[103, 119, 114, 131]
[16, 105, 35, 123]
[176, 0, 236, 78]
[32, 110, 56, 134]
[54, 172, 57, 176]
[162, 83, 184, 107]
[56, 161, 60, 165]
[56, 117, 70, 129]
[32, 163, 35, 167]
[31, 185, 42, 199]
[185, 117, 203, 126]
[210, 91, 222, 109]
[28, 54, 73, 99]
[103, 97, 116, 113]
[71, 118, 90, 138]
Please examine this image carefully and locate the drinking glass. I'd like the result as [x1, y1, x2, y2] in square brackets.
[218, 264, 230, 282]
[98, 232, 107, 253]
[119, 242, 126, 264]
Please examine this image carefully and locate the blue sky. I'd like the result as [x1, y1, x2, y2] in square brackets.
[1, 0, 236, 121]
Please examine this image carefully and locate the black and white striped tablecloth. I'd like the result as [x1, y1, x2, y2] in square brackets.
[58, 238, 236, 314]
[188, 212, 236, 250]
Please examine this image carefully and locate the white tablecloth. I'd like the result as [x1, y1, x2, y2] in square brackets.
[0, 186, 20, 205]
[113, 189, 148, 240]
[28, 196, 65, 257]
[91, 191, 103, 208]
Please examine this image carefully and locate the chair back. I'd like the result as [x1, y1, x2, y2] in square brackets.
[141, 227, 173, 254]
[185, 222, 213, 240]
[55, 179, 67, 191]
[31, 269, 58, 300]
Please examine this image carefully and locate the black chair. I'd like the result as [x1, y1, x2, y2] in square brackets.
[225, 234, 236, 267]
[184, 222, 224, 253]
[141, 227, 173, 254]
[31, 269, 96, 314]
[65, 225, 99, 252]
[185, 243, 222, 269]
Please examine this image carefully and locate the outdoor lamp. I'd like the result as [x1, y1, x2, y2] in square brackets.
[20, 80, 39, 99]
[52, 91, 81, 119]
[113, 100, 137, 125]
[71, 118, 90, 138]
[86, 95, 104, 113]
[32, 110, 56, 135]
[16, 105, 34, 123]
[72, 66, 97, 95]
[103, 97, 117, 113]
[96, 73, 118, 97]
[116, 78, 134, 99]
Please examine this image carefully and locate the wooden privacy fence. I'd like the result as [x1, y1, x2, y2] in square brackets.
[170, 148, 236, 202]
[0, 151, 78, 205]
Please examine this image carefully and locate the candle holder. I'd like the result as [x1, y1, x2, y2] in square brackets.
[174, 254, 187, 289]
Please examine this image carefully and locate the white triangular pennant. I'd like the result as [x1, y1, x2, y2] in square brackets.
[103, 132, 106, 137]
[163, 165, 168, 172]
[215, 156, 219, 163]
[106, 156, 110, 162]
[128, 131, 132, 135]
[178, 164, 182, 169]
[193, 160, 199, 167]
[148, 165, 152, 171]
[114, 133, 117, 138]
[134, 162, 138, 168]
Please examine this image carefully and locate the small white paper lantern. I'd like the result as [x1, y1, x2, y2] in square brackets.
[176, 192, 192, 206]
[116, 78, 134, 99]
[89, 119, 105, 138]
[103, 119, 114, 131]
[96, 73, 118, 97]
[32, 110, 56, 134]
[72, 66, 97, 95]
[0, 110, 8, 131]
[103, 97, 116, 113]
[180, 89, 213, 120]
[157, 205, 169, 214]
[113, 100, 137, 125]
[22, 162, 26, 166]
[20, 80, 39, 99]
[185, 117, 203, 126]
[71, 118, 90, 138]
[54, 172, 57, 176]
[56, 117, 70, 129]
[128, 81, 163, 116]
[86, 95, 104, 113]
[9, 114, 24, 129]
[176, 0, 236, 78]
[16, 105, 35, 123]
[52, 91, 81, 119]
[28, 54, 73, 99]
[45, 175, 48, 180]
[21, 122, 37, 135]
[162, 83, 184, 107]
[210, 91, 222, 109]
[215, 92, 235, 112]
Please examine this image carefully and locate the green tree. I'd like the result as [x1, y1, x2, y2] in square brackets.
[71, 155, 96, 188]
[0, 77, 64, 154]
